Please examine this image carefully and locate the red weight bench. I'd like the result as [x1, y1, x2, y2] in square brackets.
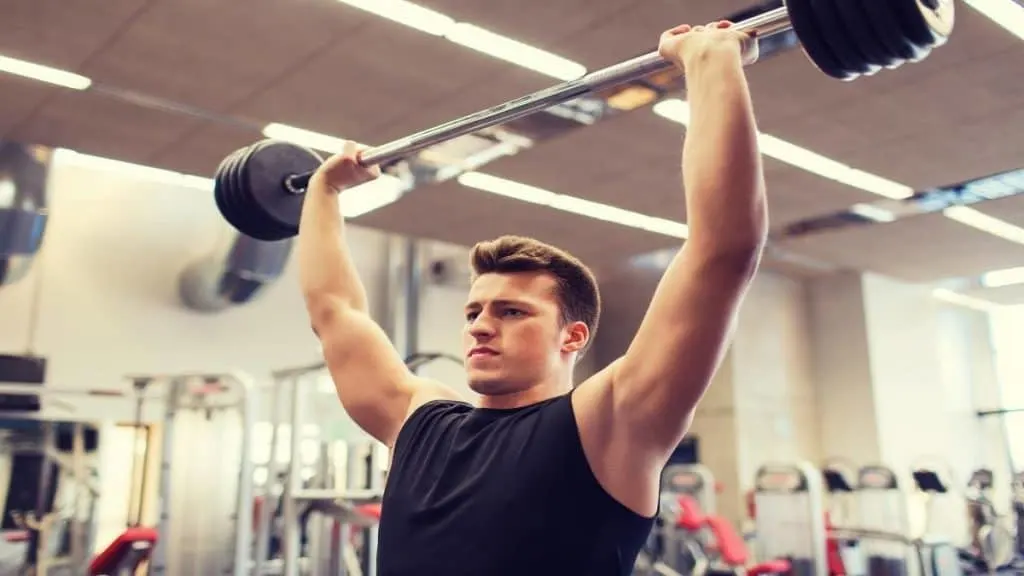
[673, 495, 791, 576]
[675, 495, 708, 531]
[89, 526, 158, 576]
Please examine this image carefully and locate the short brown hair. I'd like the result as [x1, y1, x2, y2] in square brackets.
[469, 235, 600, 356]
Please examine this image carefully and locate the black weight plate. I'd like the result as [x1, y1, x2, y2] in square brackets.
[224, 144, 272, 240]
[811, 0, 878, 78]
[214, 147, 253, 236]
[833, 0, 901, 69]
[227, 143, 291, 242]
[231, 141, 296, 241]
[784, 0, 853, 80]
[241, 140, 324, 235]
[857, 0, 928, 62]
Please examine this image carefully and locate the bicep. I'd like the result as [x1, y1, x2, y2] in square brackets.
[317, 305, 421, 447]
[616, 246, 758, 454]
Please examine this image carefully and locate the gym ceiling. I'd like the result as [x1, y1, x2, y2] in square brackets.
[1, 0, 1023, 304]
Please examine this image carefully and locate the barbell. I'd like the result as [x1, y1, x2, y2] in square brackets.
[214, 0, 956, 242]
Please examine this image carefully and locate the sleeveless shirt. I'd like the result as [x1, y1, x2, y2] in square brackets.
[376, 391, 655, 576]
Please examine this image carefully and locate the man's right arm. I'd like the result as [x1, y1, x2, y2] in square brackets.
[297, 145, 460, 447]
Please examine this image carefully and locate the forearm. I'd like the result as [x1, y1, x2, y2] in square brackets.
[296, 180, 370, 315]
[681, 47, 767, 254]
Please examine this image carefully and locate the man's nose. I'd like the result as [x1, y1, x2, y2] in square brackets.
[468, 316, 497, 339]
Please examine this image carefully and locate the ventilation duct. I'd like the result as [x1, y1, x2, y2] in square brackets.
[0, 142, 50, 288]
[178, 232, 293, 313]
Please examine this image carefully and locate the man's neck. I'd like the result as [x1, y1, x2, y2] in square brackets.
[477, 378, 572, 410]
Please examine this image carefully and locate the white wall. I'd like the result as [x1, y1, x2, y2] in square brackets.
[0, 159, 491, 424]
[807, 272, 882, 465]
[732, 272, 821, 484]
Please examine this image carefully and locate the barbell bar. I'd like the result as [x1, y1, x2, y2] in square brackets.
[214, 0, 956, 242]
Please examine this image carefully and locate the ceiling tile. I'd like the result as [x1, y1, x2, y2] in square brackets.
[8, 89, 200, 163]
[80, 0, 374, 112]
[777, 213, 1024, 282]
[0, 0, 150, 69]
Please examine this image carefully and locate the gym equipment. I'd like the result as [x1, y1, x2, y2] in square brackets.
[256, 362, 387, 576]
[962, 468, 1021, 572]
[752, 462, 828, 576]
[640, 464, 718, 574]
[116, 372, 258, 576]
[88, 526, 158, 575]
[0, 394, 102, 575]
[211, 0, 956, 241]
[910, 467, 987, 575]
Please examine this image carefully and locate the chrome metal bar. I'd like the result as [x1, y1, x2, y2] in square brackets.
[282, 5, 793, 187]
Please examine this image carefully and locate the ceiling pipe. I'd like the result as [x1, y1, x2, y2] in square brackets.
[177, 232, 294, 313]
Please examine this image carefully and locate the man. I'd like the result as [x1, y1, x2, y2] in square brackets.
[297, 20, 766, 576]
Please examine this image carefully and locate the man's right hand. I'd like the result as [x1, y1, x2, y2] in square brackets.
[311, 141, 381, 194]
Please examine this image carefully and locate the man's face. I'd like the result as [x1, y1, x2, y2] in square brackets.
[462, 272, 584, 395]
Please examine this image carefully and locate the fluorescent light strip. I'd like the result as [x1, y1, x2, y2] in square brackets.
[943, 206, 1024, 244]
[457, 171, 688, 239]
[445, 23, 586, 81]
[982, 266, 1024, 288]
[336, 0, 454, 35]
[336, 0, 585, 80]
[962, 0, 1024, 41]
[0, 55, 92, 90]
[652, 99, 913, 200]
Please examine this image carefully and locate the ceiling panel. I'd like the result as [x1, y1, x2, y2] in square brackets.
[7, 89, 201, 164]
[235, 17, 553, 144]
[147, 121, 264, 176]
[0, 0, 150, 69]
[79, 0, 374, 113]
[548, 0, 755, 69]
[776, 213, 1024, 283]
[0, 75, 58, 136]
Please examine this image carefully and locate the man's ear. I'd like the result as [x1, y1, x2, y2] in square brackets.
[562, 321, 590, 353]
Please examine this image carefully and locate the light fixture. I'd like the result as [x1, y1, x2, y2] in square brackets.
[335, 0, 454, 35]
[942, 206, 1024, 244]
[981, 266, 1024, 289]
[444, 23, 586, 81]
[457, 171, 688, 238]
[0, 54, 92, 90]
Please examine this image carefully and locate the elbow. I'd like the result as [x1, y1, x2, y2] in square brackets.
[692, 235, 765, 281]
[305, 294, 361, 336]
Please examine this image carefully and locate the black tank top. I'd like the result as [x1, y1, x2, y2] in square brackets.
[376, 391, 655, 576]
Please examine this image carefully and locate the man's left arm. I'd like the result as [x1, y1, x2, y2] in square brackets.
[609, 37, 768, 467]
